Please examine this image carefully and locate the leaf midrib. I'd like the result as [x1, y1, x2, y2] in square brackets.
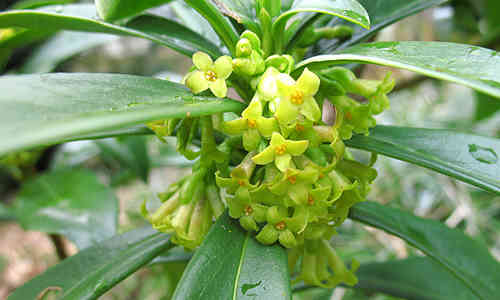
[232, 233, 250, 299]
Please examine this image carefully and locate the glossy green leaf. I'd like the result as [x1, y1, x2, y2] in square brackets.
[8, 227, 173, 300]
[300, 257, 478, 300]
[21, 31, 118, 73]
[319, 0, 448, 52]
[96, 136, 151, 182]
[297, 41, 500, 98]
[12, 0, 75, 10]
[173, 213, 291, 300]
[345, 126, 500, 194]
[95, 0, 173, 22]
[170, 1, 221, 48]
[12, 169, 117, 249]
[211, 0, 259, 33]
[355, 257, 479, 300]
[0, 73, 245, 156]
[184, 0, 239, 54]
[349, 201, 500, 300]
[474, 92, 500, 122]
[0, 4, 221, 57]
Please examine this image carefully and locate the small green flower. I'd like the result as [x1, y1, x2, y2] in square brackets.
[232, 31, 266, 77]
[252, 132, 309, 172]
[222, 97, 278, 151]
[268, 166, 320, 206]
[275, 68, 322, 125]
[185, 52, 232, 98]
[256, 206, 308, 248]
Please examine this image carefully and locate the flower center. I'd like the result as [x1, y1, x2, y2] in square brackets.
[287, 175, 297, 184]
[244, 205, 253, 216]
[275, 221, 286, 230]
[275, 144, 287, 155]
[291, 90, 304, 105]
[307, 195, 314, 205]
[345, 111, 352, 121]
[204, 70, 217, 82]
[238, 179, 246, 186]
[295, 124, 305, 132]
[319, 173, 325, 179]
[247, 119, 257, 128]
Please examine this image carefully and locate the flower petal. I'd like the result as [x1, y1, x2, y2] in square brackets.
[275, 153, 292, 172]
[243, 129, 261, 151]
[256, 224, 279, 245]
[286, 140, 309, 156]
[185, 71, 209, 94]
[242, 99, 263, 120]
[209, 78, 227, 98]
[276, 97, 299, 125]
[223, 118, 248, 135]
[214, 55, 233, 79]
[297, 68, 320, 96]
[252, 145, 276, 165]
[256, 117, 279, 138]
[193, 52, 213, 71]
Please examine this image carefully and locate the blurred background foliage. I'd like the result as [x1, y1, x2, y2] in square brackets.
[0, 0, 499, 299]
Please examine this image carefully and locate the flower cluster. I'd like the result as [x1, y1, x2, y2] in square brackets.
[145, 31, 394, 288]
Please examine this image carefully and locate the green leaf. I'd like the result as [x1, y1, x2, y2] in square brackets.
[173, 213, 291, 300]
[320, 0, 448, 52]
[345, 126, 500, 194]
[21, 31, 118, 73]
[11, 0, 75, 10]
[474, 92, 500, 122]
[301, 257, 478, 300]
[96, 136, 151, 182]
[211, 0, 259, 33]
[0, 4, 222, 57]
[7, 227, 173, 300]
[95, 0, 173, 22]
[276, 0, 370, 29]
[349, 201, 500, 300]
[12, 169, 118, 249]
[0, 203, 15, 220]
[355, 257, 479, 300]
[0, 73, 245, 156]
[184, 0, 239, 54]
[297, 41, 500, 98]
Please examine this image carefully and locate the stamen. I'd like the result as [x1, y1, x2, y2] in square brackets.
[275, 221, 286, 230]
[205, 70, 217, 82]
[307, 195, 314, 205]
[287, 176, 297, 184]
[295, 124, 305, 131]
[291, 90, 304, 105]
[247, 119, 257, 128]
[244, 205, 253, 216]
[238, 179, 246, 186]
[275, 144, 287, 155]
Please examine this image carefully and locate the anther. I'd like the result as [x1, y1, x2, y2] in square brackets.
[275, 221, 286, 230]
[204, 70, 217, 82]
[247, 119, 257, 128]
[291, 90, 304, 105]
[275, 144, 287, 155]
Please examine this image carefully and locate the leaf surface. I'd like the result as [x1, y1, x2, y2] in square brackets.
[95, 0, 173, 22]
[0, 73, 244, 156]
[8, 227, 172, 300]
[345, 126, 500, 194]
[0, 4, 221, 57]
[298, 41, 500, 98]
[12, 169, 117, 249]
[349, 201, 500, 300]
[173, 213, 291, 300]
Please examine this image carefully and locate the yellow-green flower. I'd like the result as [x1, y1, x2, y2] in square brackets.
[222, 97, 278, 151]
[275, 68, 322, 125]
[185, 52, 232, 98]
[252, 132, 309, 172]
[256, 205, 308, 248]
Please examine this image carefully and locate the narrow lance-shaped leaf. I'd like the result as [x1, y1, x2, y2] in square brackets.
[21, 31, 119, 73]
[7, 227, 173, 300]
[0, 73, 245, 156]
[173, 213, 291, 300]
[318, 0, 448, 53]
[95, 0, 174, 22]
[300, 257, 478, 300]
[209, 0, 259, 34]
[297, 41, 500, 98]
[273, 0, 370, 52]
[0, 4, 222, 57]
[11, 0, 75, 10]
[349, 201, 500, 300]
[184, 0, 239, 55]
[345, 126, 500, 194]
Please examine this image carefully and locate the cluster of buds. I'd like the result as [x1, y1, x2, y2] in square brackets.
[145, 31, 394, 288]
